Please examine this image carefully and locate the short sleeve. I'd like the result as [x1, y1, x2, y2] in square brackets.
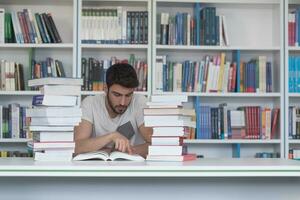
[134, 95, 148, 128]
[81, 96, 94, 124]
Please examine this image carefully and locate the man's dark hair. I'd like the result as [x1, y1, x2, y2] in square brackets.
[106, 63, 139, 89]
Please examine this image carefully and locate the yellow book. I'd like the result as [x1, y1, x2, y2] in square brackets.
[217, 53, 226, 92]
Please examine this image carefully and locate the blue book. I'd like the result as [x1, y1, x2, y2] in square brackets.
[232, 50, 241, 92]
[232, 144, 241, 158]
[194, 3, 201, 45]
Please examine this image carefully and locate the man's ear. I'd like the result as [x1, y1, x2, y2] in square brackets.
[104, 84, 108, 94]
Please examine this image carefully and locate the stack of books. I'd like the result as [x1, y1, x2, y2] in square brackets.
[145, 95, 197, 161]
[26, 77, 83, 161]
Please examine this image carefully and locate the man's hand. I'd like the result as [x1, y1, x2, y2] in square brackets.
[111, 132, 133, 154]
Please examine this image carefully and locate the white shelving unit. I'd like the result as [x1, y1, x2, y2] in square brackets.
[284, 0, 300, 158]
[0, 0, 77, 154]
[0, 0, 294, 159]
[152, 0, 284, 158]
[77, 0, 152, 97]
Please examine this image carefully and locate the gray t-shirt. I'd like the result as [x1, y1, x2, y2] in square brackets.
[80, 94, 147, 147]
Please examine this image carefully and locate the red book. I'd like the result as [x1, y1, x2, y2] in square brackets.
[271, 108, 280, 139]
[231, 62, 237, 92]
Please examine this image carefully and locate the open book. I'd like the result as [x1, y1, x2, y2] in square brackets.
[73, 150, 145, 161]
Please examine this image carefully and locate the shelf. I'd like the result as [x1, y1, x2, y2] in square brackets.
[156, 45, 280, 51]
[288, 140, 300, 144]
[289, 93, 300, 97]
[288, 46, 300, 51]
[0, 91, 41, 95]
[0, 139, 30, 143]
[155, 0, 280, 4]
[184, 139, 281, 144]
[154, 92, 281, 97]
[0, 43, 74, 48]
[81, 91, 149, 95]
[80, 44, 149, 49]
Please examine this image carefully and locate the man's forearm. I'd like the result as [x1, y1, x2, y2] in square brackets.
[132, 143, 150, 158]
[75, 133, 114, 155]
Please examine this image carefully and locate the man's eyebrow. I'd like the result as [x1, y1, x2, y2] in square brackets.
[111, 91, 133, 96]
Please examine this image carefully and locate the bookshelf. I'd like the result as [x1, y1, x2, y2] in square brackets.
[0, 0, 294, 159]
[152, 0, 284, 158]
[285, 0, 300, 159]
[77, 0, 152, 96]
[0, 0, 77, 156]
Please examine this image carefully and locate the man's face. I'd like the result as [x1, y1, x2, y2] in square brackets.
[106, 84, 134, 115]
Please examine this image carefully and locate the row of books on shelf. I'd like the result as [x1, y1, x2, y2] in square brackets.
[0, 104, 28, 139]
[0, 8, 62, 44]
[255, 152, 280, 158]
[31, 58, 66, 80]
[289, 106, 300, 139]
[0, 151, 32, 158]
[0, 60, 25, 91]
[289, 148, 300, 160]
[158, 5, 229, 46]
[288, 56, 300, 93]
[195, 104, 280, 140]
[81, 7, 148, 44]
[156, 54, 272, 93]
[81, 55, 147, 92]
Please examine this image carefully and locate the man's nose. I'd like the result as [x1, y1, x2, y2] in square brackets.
[120, 96, 126, 105]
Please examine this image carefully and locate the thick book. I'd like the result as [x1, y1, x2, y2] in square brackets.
[32, 95, 77, 107]
[40, 85, 81, 96]
[26, 107, 82, 117]
[73, 150, 145, 161]
[144, 108, 195, 116]
[146, 154, 196, 162]
[28, 77, 83, 87]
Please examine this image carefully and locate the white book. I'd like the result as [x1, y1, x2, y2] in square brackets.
[145, 119, 196, 128]
[26, 107, 82, 117]
[222, 15, 229, 46]
[148, 146, 183, 156]
[173, 63, 182, 92]
[40, 85, 81, 96]
[153, 127, 185, 137]
[151, 137, 182, 145]
[32, 95, 78, 107]
[230, 110, 245, 128]
[28, 141, 75, 150]
[0, 8, 4, 44]
[30, 117, 81, 126]
[28, 77, 83, 87]
[155, 55, 164, 92]
[146, 154, 196, 162]
[150, 95, 188, 103]
[144, 115, 193, 127]
[144, 108, 195, 116]
[29, 126, 75, 132]
[73, 150, 145, 161]
[146, 101, 182, 107]
[11, 11, 21, 43]
[33, 131, 74, 142]
[34, 152, 73, 161]
[10, 104, 20, 139]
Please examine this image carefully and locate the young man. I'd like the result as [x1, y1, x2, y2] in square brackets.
[74, 63, 152, 157]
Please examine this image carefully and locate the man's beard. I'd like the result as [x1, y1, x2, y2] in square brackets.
[106, 95, 128, 115]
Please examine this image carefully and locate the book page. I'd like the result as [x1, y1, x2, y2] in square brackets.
[109, 151, 145, 161]
[73, 150, 109, 161]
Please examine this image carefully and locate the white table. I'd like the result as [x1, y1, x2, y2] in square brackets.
[1, 158, 300, 200]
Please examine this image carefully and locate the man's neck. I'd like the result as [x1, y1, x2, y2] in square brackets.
[105, 97, 118, 118]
